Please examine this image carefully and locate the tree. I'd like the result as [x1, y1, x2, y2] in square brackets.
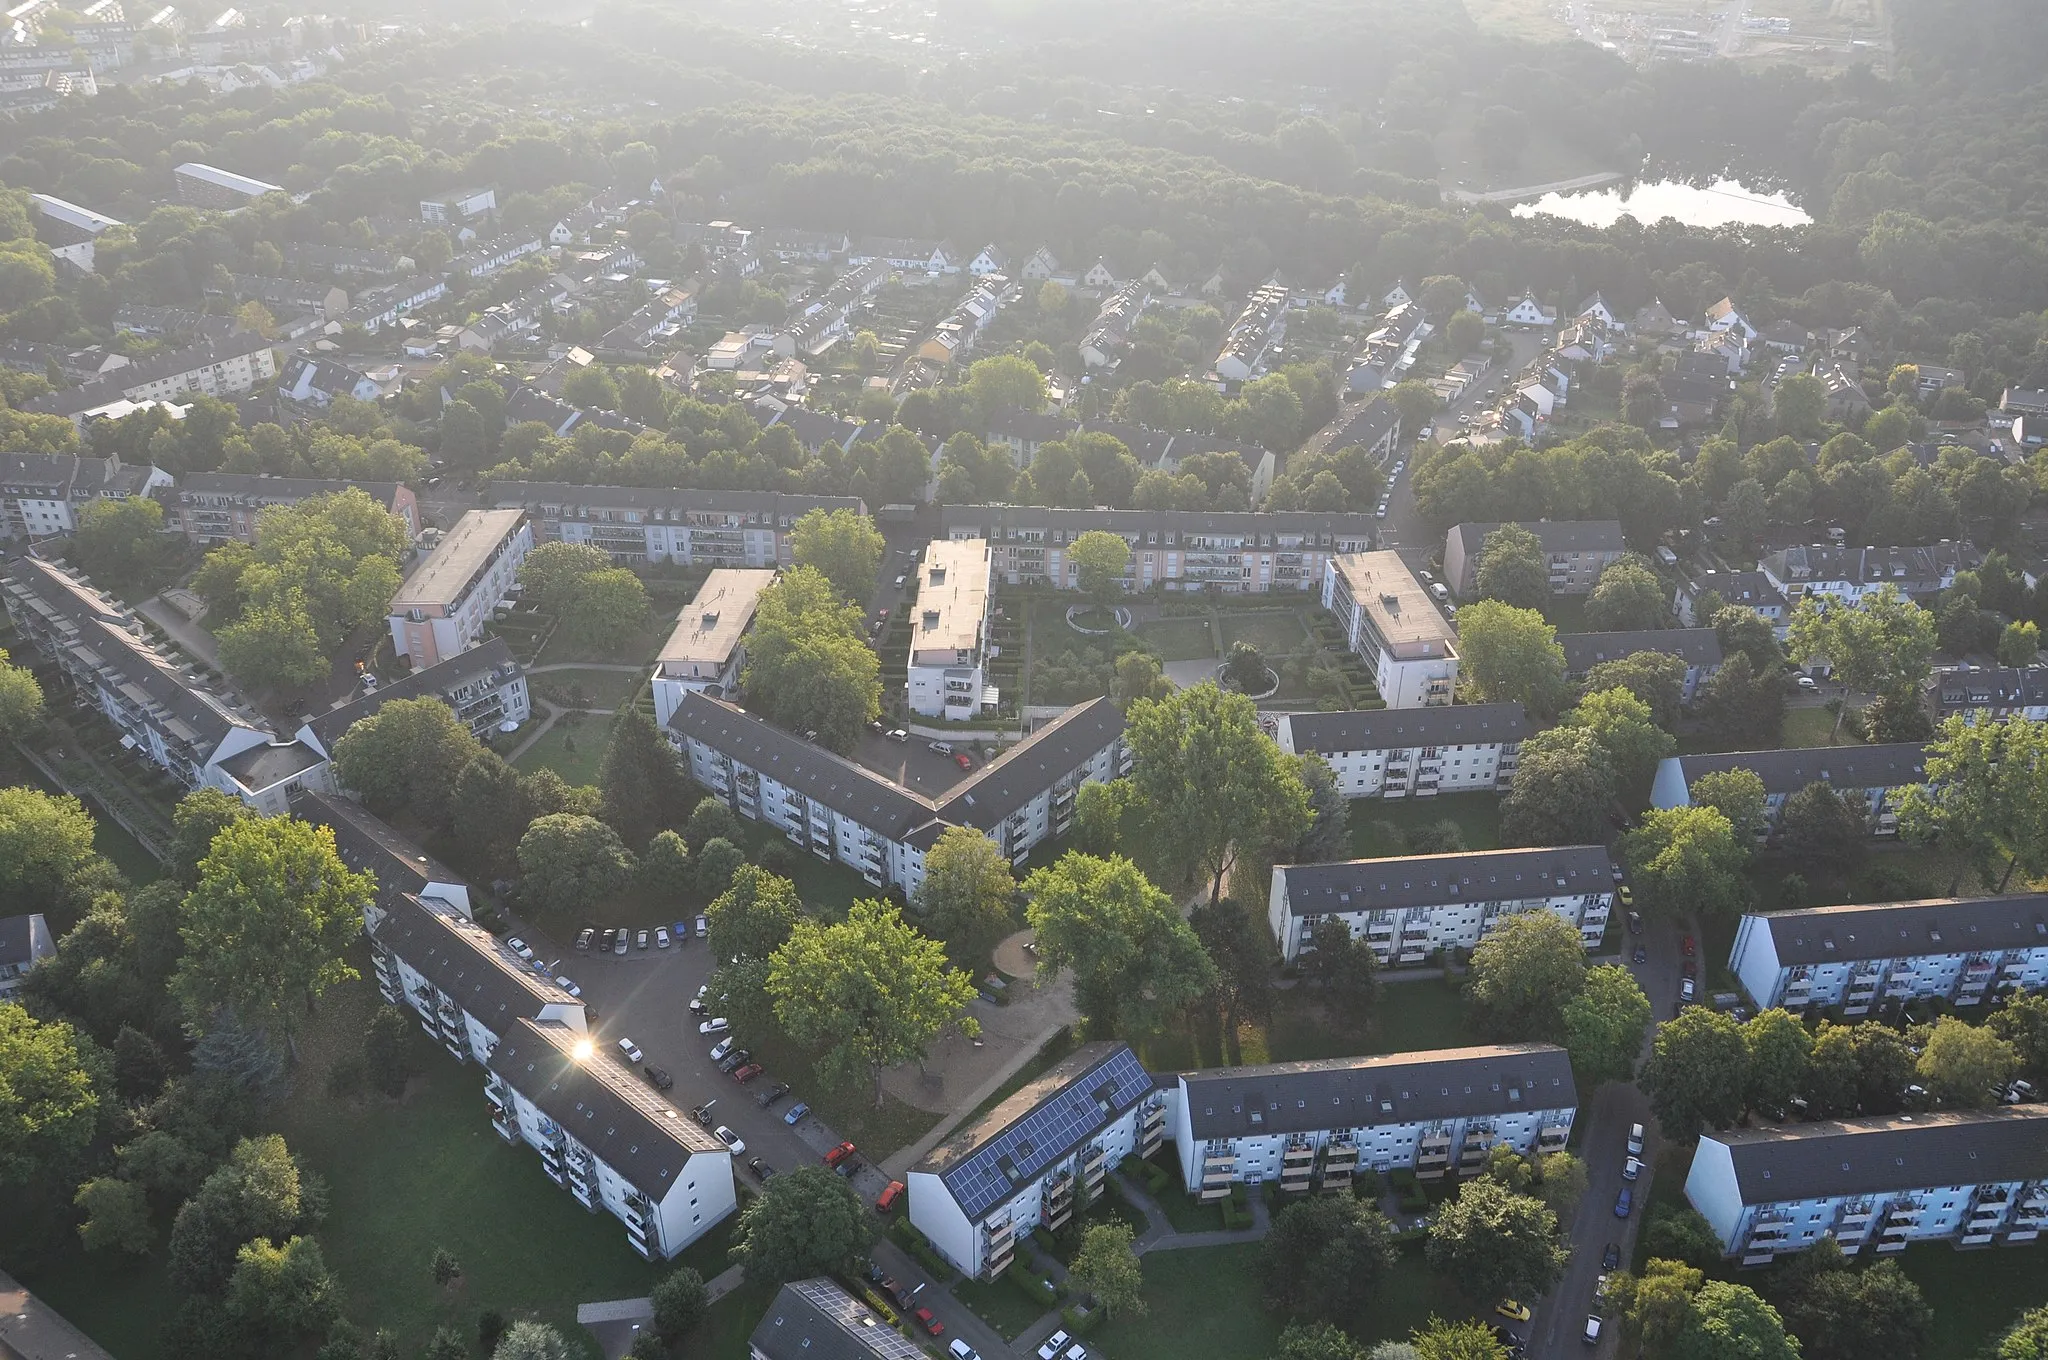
[1532, 1149, 1588, 1216]
[767, 900, 978, 1103]
[172, 817, 373, 1046]
[1225, 641, 1270, 693]
[1473, 525, 1551, 611]
[1714, 607, 1783, 673]
[1776, 782, 1867, 873]
[1388, 380, 1443, 435]
[1069, 1220, 1146, 1319]
[1774, 1244, 1931, 1360]
[1423, 1178, 1567, 1302]
[439, 398, 488, 467]
[519, 543, 613, 613]
[1621, 806, 1748, 923]
[1259, 1195, 1398, 1331]
[965, 353, 1047, 418]
[1695, 651, 1788, 750]
[743, 567, 881, 753]
[451, 752, 537, 870]
[729, 1165, 871, 1282]
[1190, 899, 1276, 1061]
[597, 707, 693, 850]
[650, 1265, 709, 1345]
[1466, 911, 1587, 1043]
[1786, 586, 1937, 741]
[707, 866, 801, 965]
[1994, 1306, 2048, 1360]
[516, 814, 636, 917]
[363, 1004, 424, 1097]
[1672, 1281, 1800, 1360]
[695, 837, 746, 900]
[1641, 1008, 1749, 1137]
[1642, 1207, 1725, 1270]
[1741, 1008, 1813, 1117]
[1688, 769, 1769, 845]
[1988, 991, 2048, 1084]
[562, 568, 648, 654]
[1273, 1323, 1365, 1360]
[1121, 684, 1310, 903]
[1500, 727, 1615, 847]
[331, 696, 482, 827]
[166, 1134, 306, 1294]
[1113, 651, 1173, 709]
[1070, 529, 1133, 611]
[169, 788, 251, 886]
[216, 591, 329, 690]
[1459, 602, 1568, 714]
[1899, 716, 2048, 892]
[684, 796, 745, 852]
[1409, 1318, 1507, 1360]
[1562, 964, 1652, 1087]
[789, 507, 886, 602]
[1582, 651, 1687, 731]
[1566, 686, 1674, 804]
[1586, 557, 1671, 631]
[226, 1235, 339, 1346]
[1290, 754, 1351, 864]
[492, 1321, 575, 1360]
[912, 827, 1018, 969]
[1915, 1014, 2019, 1106]
[0, 786, 101, 919]
[1775, 373, 1828, 438]
[423, 1328, 469, 1360]
[73, 494, 170, 584]
[1025, 852, 1217, 1038]
[1299, 917, 1381, 1026]
[0, 647, 40, 743]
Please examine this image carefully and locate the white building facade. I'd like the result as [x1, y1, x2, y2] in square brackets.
[387, 509, 533, 668]
[487, 483, 863, 567]
[367, 891, 586, 1066]
[1323, 553, 1458, 708]
[906, 538, 992, 721]
[1274, 703, 1529, 799]
[651, 568, 776, 727]
[1728, 896, 2048, 1015]
[1650, 743, 1930, 838]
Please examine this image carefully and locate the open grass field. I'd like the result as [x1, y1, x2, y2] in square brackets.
[1348, 791, 1504, 858]
[536, 604, 679, 668]
[513, 715, 610, 786]
[1219, 611, 1313, 655]
[1136, 616, 1217, 662]
[1139, 979, 1479, 1073]
[531, 667, 643, 710]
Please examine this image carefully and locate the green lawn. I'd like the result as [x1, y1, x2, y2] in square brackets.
[531, 668, 643, 710]
[513, 714, 611, 785]
[1348, 792, 1503, 858]
[951, 1273, 1052, 1340]
[1140, 982, 1478, 1073]
[696, 1275, 782, 1360]
[1364, 981, 1480, 1056]
[1136, 617, 1217, 662]
[536, 605, 679, 668]
[1780, 705, 1862, 749]
[1540, 593, 1591, 634]
[1892, 1241, 2048, 1359]
[1219, 612, 1312, 655]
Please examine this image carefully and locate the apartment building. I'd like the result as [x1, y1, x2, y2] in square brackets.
[1267, 846, 1615, 965]
[1323, 552, 1458, 708]
[420, 186, 497, 223]
[1674, 568, 1789, 632]
[1443, 520, 1626, 599]
[387, 509, 531, 668]
[1923, 664, 2048, 723]
[1, 556, 271, 792]
[1760, 542, 1976, 606]
[1172, 1045, 1576, 1196]
[0, 913, 55, 1002]
[1685, 1108, 2048, 1263]
[750, 1280, 932, 1360]
[488, 1018, 738, 1260]
[651, 569, 775, 726]
[669, 693, 1128, 893]
[161, 472, 419, 544]
[1558, 628, 1723, 703]
[907, 539, 993, 720]
[1273, 703, 1530, 799]
[0, 452, 171, 539]
[24, 332, 277, 425]
[1214, 281, 1290, 383]
[942, 505, 1375, 594]
[909, 1043, 1164, 1279]
[172, 161, 283, 208]
[1728, 895, 2048, 1014]
[291, 788, 471, 919]
[367, 890, 585, 1066]
[1650, 743, 1929, 837]
[487, 483, 863, 567]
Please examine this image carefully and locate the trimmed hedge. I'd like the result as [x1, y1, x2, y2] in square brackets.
[888, 1220, 958, 1281]
[1010, 1267, 1061, 1308]
[1060, 1303, 1104, 1336]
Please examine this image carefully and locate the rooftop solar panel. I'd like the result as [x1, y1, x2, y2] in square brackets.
[940, 1046, 1152, 1220]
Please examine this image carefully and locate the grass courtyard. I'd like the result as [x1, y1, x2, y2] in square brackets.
[512, 714, 610, 785]
[1134, 616, 1216, 662]
[1138, 977, 1479, 1073]
[1348, 792, 1503, 859]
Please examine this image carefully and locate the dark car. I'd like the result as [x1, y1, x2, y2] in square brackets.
[1614, 1186, 1634, 1218]
[755, 1081, 791, 1108]
[575, 928, 594, 952]
[718, 1048, 751, 1073]
[642, 1064, 673, 1090]
[1602, 1242, 1621, 1270]
[1632, 946, 1648, 964]
[599, 927, 618, 952]
[748, 1156, 775, 1181]
[690, 1100, 717, 1127]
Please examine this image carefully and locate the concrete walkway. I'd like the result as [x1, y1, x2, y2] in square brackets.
[0, 1266, 117, 1360]
[1114, 1170, 1272, 1254]
[578, 1264, 748, 1359]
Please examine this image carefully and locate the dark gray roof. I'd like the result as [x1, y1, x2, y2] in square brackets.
[1682, 569, 1786, 609]
[916, 1042, 1152, 1221]
[1926, 665, 2048, 712]
[1560, 629, 1722, 674]
[489, 1018, 724, 1194]
[939, 503, 1375, 543]
[749, 1280, 928, 1360]
[1284, 702, 1530, 754]
[1756, 894, 2048, 966]
[170, 472, 405, 506]
[1181, 1044, 1576, 1140]
[0, 912, 52, 970]
[302, 637, 520, 751]
[25, 332, 270, 417]
[1712, 1107, 2048, 1204]
[1328, 398, 1397, 450]
[1761, 542, 1975, 589]
[1673, 743, 1928, 797]
[1449, 520, 1625, 555]
[370, 893, 566, 1030]
[290, 789, 463, 913]
[216, 739, 327, 790]
[1277, 846, 1614, 916]
[936, 699, 1123, 830]
[488, 481, 865, 522]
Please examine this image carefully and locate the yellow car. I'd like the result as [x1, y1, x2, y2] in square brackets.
[1495, 1300, 1532, 1323]
[1617, 884, 1635, 906]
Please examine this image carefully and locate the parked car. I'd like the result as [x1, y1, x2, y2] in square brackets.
[877, 1180, 905, 1214]
[954, 752, 973, 769]
[887, 728, 909, 742]
[784, 1101, 811, 1125]
[718, 1049, 751, 1073]
[1680, 976, 1697, 1003]
[1682, 934, 1697, 957]
[655, 927, 670, 949]
[927, 740, 954, 755]
[1617, 884, 1634, 906]
[690, 1100, 716, 1126]
[894, 575, 907, 588]
[1623, 1156, 1642, 1181]
[1582, 1316, 1602, 1346]
[690, 983, 709, 1015]
[713, 1125, 746, 1155]
[748, 1156, 774, 1181]
[950, 1341, 982, 1360]
[710, 1036, 735, 1061]
[617, 1037, 644, 1064]
[1683, 958, 1698, 978]
[695, 914, 710, 938]
[599, 927, 617, 952]
[1602, 1242, 1621, 1270]
[575, 928, 594, 952]
[824, 1141, 858, 1168]
[912, 1307, 944, 1337]
[700, 1017, 730, 1035]
[1495, 1300, 1532, 1323]
[1038, 1331, 1074, 1360]
[635, 929, 649, 950]
[613, 931, 628, 956]
[1627, 1123, 1645, 1156]
[1627, 911, 1643, 935]
[1632, 946, 1648, 964]
[755, 1082, 791, 1108]
[732, 1063, 764, 1083]
[643, 1064, 673, 1090]
[506, 936, 534, 961]
[554, 976, 581, 997]
[1614, 1186, 1633, 1218]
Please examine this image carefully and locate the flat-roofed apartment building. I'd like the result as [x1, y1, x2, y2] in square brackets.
[1558, 628, 1723, 703]
[907, 538, 992, 720]
[939, 504, 1375, 594]
[1267, 846, 1615, 965]
[1323, 552, 1458, 708]
[387, 509, 531, 668]
[1650, 742, 1929, 838]
[1443, 520, 1625, 599]
[162, 472, 418, 544]
[486, 482, 863, 567]
[909, 1042, 1165, 1279]
[1728, 895, 2048, 1015]
[1172, 1044, 1576, 1196]
[173, 161, 283, 208]
[1274, 702, 1529, 799]
[651, 568, 775, 726]
[1685, 1108, 2048, 1263]
[669, 692, 1129, 892]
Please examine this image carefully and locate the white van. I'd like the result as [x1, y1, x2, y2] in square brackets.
[1429, 582, 1450, 603]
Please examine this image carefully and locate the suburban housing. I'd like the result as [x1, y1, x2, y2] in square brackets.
[906, 538, 993, 720]
[1443, 520, 1626, 599]
[1649, 743, 1929, 837]
[1272, 703, 1530, 799]
[1727, 895, 2048, 1014]
[386, 509, 532, 668]
[486, 482, 863, 567]
[1557, 628, 1724, 703]
[651, 568, 777, 726]
[1323, 552, 1458, 708]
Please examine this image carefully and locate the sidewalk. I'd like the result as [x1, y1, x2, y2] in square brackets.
[579, 1264, 747, 1359]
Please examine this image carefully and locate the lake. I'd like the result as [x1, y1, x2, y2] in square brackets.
[1512, 178, 1811, 229]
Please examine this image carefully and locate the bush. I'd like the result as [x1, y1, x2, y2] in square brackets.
[1060, 1302, 1104, 1336]
[325, 1054, 367, 1099]
[888, 1219, 957, 1280]
[1010, 1268, 1060, 1308]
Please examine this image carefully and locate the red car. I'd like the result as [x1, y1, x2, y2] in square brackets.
[954, 752, 973, 770]
[825, 1140, 858, 1168]
[877, 1180, 906, 1214]
[1681, 935, 1697, 957]
[732, 1063, 764, 1083]
[913, 1307, 944, 1337]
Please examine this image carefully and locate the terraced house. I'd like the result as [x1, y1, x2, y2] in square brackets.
[1267, 846, 1616, 965]
[1272, 702, 1530, 799]
[1171, 1045, 1576, 1196]
[1686, 1108, 2048, 1263]
[487, 482, 864, 567]
[1727, 895, 2048, 1014]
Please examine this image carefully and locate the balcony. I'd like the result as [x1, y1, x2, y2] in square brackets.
[1417, 1137, 1451, 1181]
[1320, 1143, 1357, 1193]
[1140, 1103, 1166, 1156]
[1200, 1153, 1236, 1201]
[1538, 1124, 1569, 1153]
[1280, 1141, 1316, 1192]
[1045, 1174, 1075, 1228]
[1081, 1147, 1107, 1189]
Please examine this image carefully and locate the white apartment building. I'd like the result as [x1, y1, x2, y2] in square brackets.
[172, 161, 282, 207]
[1760, 542, 1974, 607]
[1686, 1108, 2048, 1263]
[941, 505, 1373, 595]
[367, 891, 586, 1066]
[909, 1043, 1164, 1280]
[1442, 521, 1625, 599]
[487, 1017, 738, 1260]
[669, 693, 1128, 892]
[651, 569, 776, 727]
[1274, 702, 1530, 799]
[488, 483, 863, 567]
[0, 452, 170, 540]
[1268, 846, 1615, 965]
[749, 1280, 931, 1360]
[1323, 552, 1458, 708]
[1728, 895, 2048, 1015]
[1558, 629, 1723, 704]
[24, 332, 277, 425]
[292, 788, 473, 921]
[421, 186, 497, 223]
[1650, 743, 1929, 837]
[387, 509, 532, 668]
[906, 538, 992, 721]
[1172, 1045, 1576, 1196]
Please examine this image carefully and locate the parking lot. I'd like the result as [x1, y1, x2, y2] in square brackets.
[844, 726, 998, 799]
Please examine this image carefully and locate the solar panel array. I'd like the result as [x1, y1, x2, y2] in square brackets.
[942, 1046, 1152, 1220]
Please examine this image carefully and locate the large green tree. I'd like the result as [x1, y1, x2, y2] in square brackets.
[706, 866, 801, 965]
[1024, 852, 1217, 1038]
[1777, 782, 1868, 873]
[1466, 911, 1588, 1043]
[1565, 686, 1674, 805]
[1259, 1194, 1399, 1331]
[1741, 1008, 1814, 1117]
[0, 646, 44, 743]
[168, 788, 252, 887]
[1786, 586, 1937, 741]
[1069, 529, 1133, 610]
[729, 1165, 871, 1282]
[1500, 726, 1616, 847]
[1456, 600, 1567, 714]
[1585, 557, 1670, 631]
[1581, 650, 1686, 731]
[1915, 1014, 2019, 1107]
[1068, 1220, 1146, 1319]
[1773, 1242, 1931, 1360]
[1422, 1178, 1567, 1302]
[1474, 524, 1549, 611]
[1687, 769, 1769, 845]
[226, 1234, 340, 1349]
[516, 814, 636, 917]
[596, 706, 693, 850]
[1620, 806, 1749, 923]
[1562, 963, 1652, 1087]
[1298, 918, 1380, 1027]
[165, 1134, 307, 1294]
[911, 827, 1018, 969]
[788, 507, 886, 602]
[0, 1006, 102, 1187]
[518, 542, 612, 612]
[1898, 716, 2048, 892]
[1640, 1008, 1749, 1138]
[742, 566, 881, 753]
[0, 786, 102, 919]
[331, 696, 483, 827]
